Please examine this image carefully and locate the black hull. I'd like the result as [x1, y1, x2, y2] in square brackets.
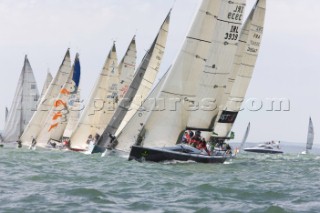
[91, 145, 106, 154]
[244, 148, 283, 154]
[129, 145, 227, 164]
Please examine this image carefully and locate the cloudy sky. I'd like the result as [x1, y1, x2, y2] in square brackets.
[0, 0, 319, 144]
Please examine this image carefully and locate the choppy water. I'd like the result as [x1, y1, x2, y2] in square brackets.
[1, 142, 319, 213]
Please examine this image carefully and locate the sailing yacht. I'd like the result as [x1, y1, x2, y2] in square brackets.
[20, 49, 72, 147]
[35, 54, 81, 148]
[114, 1, 220, 155]
[301, 117, 314, 155]
[128, 0, 266, 163]
[90, 9, 171, 154]
[69, 43, 120, 151]
[1, 55, 39, 143]
[211, 0, 265, 144]
[236, 122, 250, 154]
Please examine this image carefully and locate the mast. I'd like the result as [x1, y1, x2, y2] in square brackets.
[19, 56, 26, 136]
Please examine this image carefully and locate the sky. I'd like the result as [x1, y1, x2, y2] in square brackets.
[0, 0, 320, 144]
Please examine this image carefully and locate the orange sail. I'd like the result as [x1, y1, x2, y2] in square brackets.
[54, 100, 67, 108]
[52, 112, 63, 120]
[48, 123, 58, 131]
[60, 88, 70, 95]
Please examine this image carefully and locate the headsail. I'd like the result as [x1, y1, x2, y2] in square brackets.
[306, 117, 314, 153]
[118, 35, 137, 101]
[115, 10, 170, 136]
[212, 0, 266, 138]
[91, 10, 171, 154]
[20, 50, 72, 145]
[2, 55, 39, 142]
[135, 0, 221, 148]
[63, 88, 81, 138]
[115, 69, 169, 153]
[70, 44, 119, 149]
[39, 71, 53, 103]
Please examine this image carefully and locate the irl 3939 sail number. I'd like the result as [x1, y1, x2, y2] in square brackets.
[224, 33, 238, 40]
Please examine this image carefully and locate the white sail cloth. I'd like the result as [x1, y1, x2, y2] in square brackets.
[70, 44, 119, 149]
[139, 0, 222, 148]
[1, 56, 39, 142]
[213, 0, 266, 137]
[20, 50, 72, 146]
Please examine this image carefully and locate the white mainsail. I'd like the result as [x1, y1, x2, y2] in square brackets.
[305, 117, 314, 153]
[239, 122, 250, 152]
[212, 0, 266, 137]
[70, 44, 119, 149]
[5, 107, 9, 124]
[186, 0, 246, 130]
[39, 71, 53, 102]
[1, 55, 39, 142]
[20, 50, 72, 146]
[115, 11, 170, 136]
[36, 54, 81, 146]
[136, 0, 221, 148]
[92, 11, 171, 153]
[115, 70, 169, 152]
[118, 35, 137, 101]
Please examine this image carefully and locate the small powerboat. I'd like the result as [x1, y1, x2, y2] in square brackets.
[129, 144, 229, 164]
[244, 142, 283, 154]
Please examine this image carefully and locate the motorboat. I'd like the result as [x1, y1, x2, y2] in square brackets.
[244, 142, 283, 154]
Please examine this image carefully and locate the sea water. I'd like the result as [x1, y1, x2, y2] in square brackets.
[0, 142, 319, 213]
